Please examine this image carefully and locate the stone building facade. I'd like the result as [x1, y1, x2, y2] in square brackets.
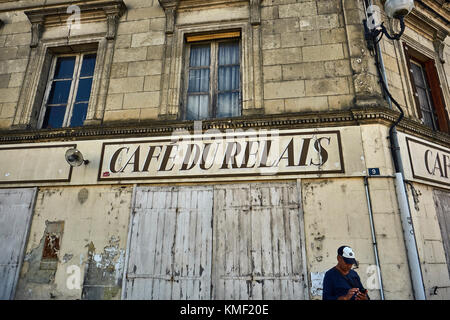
[0, 0, 449, 300]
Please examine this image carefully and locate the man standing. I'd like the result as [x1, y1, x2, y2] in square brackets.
[322, 245, 370, 300]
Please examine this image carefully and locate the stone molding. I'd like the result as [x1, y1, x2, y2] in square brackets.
[406, 2, 449, 46]
[158, 0, 179, 34]
[2, 107, 449, 148]
[158, 0, 260, 32]
[249, 0, 261, 26]
[24, 0, 127, 43]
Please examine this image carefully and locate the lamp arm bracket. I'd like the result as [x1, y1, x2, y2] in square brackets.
[379, 16, 406, 41]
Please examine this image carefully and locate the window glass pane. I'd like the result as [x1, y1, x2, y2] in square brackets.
[187, 95, 209, 120]
[80, 54, 97, 77]
[218, 42, 239, 65]
[48, 80, 72, 105]
[411, 63, 425, 87]
[217, 92, 240, 118]
[417, 87, 431, 112]
[189, 45, 210, 67]
[54, 57, 76, 79]
[42, 105, 66, 128]
[218, 66, 240, 91]
[188, 69, 210, 93]
[422, 110, 434, 129]
[75, 78, 93, 102]
[70, 103, 88, 127]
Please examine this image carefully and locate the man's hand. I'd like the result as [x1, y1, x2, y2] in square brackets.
[355, 289, 369, 300]
[338, 288, 359, 300]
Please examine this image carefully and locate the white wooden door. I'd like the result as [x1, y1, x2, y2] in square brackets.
[434, 189, 450, 278]
[124, 182, 306, 300]
[212, 182, 305, 299]
[0, 188, 36, 300]
[125, 186, 213, 300]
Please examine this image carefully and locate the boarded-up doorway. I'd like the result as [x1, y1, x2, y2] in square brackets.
[0, 188, 36, 300]
[212, 182, 305, 299]
[125, 186, 214, 300]
[124, 182, 306, 300]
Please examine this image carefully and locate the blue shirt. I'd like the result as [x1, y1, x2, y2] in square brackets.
[322, 267, 368, 300]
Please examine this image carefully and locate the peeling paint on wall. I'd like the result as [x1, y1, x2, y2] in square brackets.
[81, 236, 125, 300]
[15, 221, 65, 299]
[310, 272, 325, 299]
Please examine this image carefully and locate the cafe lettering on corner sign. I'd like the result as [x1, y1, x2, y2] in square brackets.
[406, 137, 450, 187]
[98, 130, 345, 181]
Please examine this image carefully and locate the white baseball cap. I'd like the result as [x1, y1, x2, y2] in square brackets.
[338, 245, 357, 264]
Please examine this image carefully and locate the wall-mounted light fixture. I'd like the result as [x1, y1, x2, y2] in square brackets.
[363, 0, 414, 51]
[65, 148, 89, 167]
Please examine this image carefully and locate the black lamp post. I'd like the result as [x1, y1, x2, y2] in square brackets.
[362, 0, 427, 301]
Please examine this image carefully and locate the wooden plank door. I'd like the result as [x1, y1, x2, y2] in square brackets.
[212, 182, 305, 299]
[434, 189, 450, 278]
[0, 188, 36, 300]
[124, 186, 213, 300]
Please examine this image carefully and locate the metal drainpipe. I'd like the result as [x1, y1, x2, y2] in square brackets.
[363, 177, 385, 300]
[363, 0, 426, 300]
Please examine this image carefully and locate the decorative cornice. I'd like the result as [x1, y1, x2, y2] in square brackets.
[158, 0, 179, 34]
[249, 0, 261, 26]
[407, 1, 450, 41]
[24, 0, 126, 42]
[1, 108, 449, 148]
[158, 0, 261, 31]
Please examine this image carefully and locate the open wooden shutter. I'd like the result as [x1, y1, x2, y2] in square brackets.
[424, 60, 449, 133]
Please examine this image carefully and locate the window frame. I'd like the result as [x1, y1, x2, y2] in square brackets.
[37, 51, 97, 129]
[403, 42, 449, 133]
[182, 35, 242, 121]
[409, 59, 439, 130]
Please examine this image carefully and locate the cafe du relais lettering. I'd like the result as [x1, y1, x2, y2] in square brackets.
[98, 130, 344, 181]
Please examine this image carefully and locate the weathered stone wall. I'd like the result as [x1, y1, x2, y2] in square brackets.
[0, 0, 449, 126]
[15, 186, 132, 300]
[261, 0, 354, 114]
[0, 0, 449, 301]
[0, 10, 30, 129]
[105, 0, 165, 122]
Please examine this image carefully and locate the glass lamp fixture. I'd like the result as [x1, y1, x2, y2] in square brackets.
[384, 0, 415, 19]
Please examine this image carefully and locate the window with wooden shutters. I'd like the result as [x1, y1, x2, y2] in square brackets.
[403, 43, 449, 133]
[183, 31, 242, 120]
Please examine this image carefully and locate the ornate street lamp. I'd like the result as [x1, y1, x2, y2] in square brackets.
[364, 0, 415, 46]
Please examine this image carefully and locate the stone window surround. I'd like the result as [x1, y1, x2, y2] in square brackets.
[182, 33, 242, 120]
[159, 0, 264, 120]
[395, 14, 449, 125]
[401, 37, 449, 131]
[165, 22, 259, 118]
[37, 47, 99, 129]
[12, 0, 126, 130]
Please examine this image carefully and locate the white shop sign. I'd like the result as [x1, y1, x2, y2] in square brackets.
[98, 130, 344, 181]
[405, 137, 450, 187]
